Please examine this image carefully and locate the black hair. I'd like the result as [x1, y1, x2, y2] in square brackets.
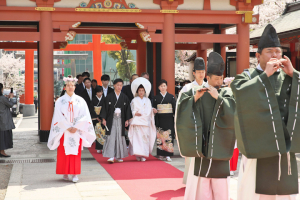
[76, 74, 82, 79]
[95, 86, 103, 93]
[101, 74, 110, 81]
[0, 83, 3, 96]
[113, 78, 123, 85]
[158, 79, 167, 87]
[83, 78, 92, 83]
[82, 72, 90, 78]
[136, 84, 145, 94]
[141, 72, 149, 77]
[130, 74, 138, 80]
[91, 79, 97, 83]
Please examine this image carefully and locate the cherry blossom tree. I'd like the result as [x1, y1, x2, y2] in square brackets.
[175, 50, 195, 81]
[175, 63, 189, 81]
[251, 0, 298, 30]
[0, 53, 25, 93]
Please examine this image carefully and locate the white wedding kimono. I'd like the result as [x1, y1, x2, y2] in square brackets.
[47, 93, 96, 155]
[128, 96, 156, 157]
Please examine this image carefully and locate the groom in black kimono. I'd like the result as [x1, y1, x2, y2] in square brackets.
[100, 78, 132, 163]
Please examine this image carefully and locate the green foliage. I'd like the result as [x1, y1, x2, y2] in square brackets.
[54, 80, 64, 97]
[101, 35, 136, 81]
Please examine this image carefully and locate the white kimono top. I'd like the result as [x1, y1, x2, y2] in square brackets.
[47, 93, 96, 155]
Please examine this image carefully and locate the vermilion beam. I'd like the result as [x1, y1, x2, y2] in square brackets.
[175, 34, 238, 43]
[0, 32, 40, 41]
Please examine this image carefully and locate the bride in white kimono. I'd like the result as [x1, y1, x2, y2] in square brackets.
[128, 77, 156, 162]
[47, 77, 96, 183]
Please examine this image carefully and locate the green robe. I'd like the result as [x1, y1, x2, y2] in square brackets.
[176, 85, 236, 178]
[231, 68, 300, 195]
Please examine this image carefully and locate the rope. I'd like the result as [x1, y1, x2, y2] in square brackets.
[68, 101, 74, 123]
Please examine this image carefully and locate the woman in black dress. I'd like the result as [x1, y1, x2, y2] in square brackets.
[91, 86, 105, 153]
[153, 80, 176, 162]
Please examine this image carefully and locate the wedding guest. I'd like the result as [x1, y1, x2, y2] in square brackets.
[153, 79, 176, 162]
[91, 86, 105, 154]
[101, 74, 114, 97]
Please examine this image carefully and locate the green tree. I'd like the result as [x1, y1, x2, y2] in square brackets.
[101, 35, 136, 80]
[54, 80, 64, 97]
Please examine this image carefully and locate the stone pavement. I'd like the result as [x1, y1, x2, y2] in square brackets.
[0, 114, 298, 200]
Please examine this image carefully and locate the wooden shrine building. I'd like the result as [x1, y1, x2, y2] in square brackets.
[0, 0, 263, 141]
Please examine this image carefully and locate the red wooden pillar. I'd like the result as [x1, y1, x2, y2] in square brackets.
[93, 35, 102, 85]
[136, 36, 147, 75]
[162, 13, 175, 95]
[221, 29, 227, 77]
[39, 11, 54, 142]
[290, 42, 296, 68]
[236, 23, 250, 74]
[25, 50, 34, 105]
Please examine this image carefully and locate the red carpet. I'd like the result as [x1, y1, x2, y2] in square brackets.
[89, 144, 185, 200]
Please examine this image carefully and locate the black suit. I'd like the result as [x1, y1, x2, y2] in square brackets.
[75, 83, 85, 95]
[101, 86, 114, 97]
[149, 87, 154, 102]
[80, 88, 96, 118]
[122, 84, 134, 103]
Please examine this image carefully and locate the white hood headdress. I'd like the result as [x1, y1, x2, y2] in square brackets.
[131, 77, 152, 98]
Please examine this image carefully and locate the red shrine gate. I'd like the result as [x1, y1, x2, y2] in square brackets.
[0, 0, 262, 141]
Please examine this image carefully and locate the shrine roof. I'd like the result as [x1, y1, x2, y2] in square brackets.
[250, 2, 300, 44]
[5, 0, 237, 10]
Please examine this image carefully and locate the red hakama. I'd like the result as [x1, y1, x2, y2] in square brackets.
[230, 148, 239, 171]
[56, 134, 82, 175]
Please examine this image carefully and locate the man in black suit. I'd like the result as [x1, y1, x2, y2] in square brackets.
[80, 77, 95, 106]
[101, 74, 114, 97]
[75, 72, 90, 95]
[80, 77, 96, 118]
[122, 74, 138, 103]
[91, 79, 98, 90]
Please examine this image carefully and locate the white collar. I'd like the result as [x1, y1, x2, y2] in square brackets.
[256, 64, 263, 71]
[204, 82, 212, 88]
[86, 87, 91, 91]
[82, 82, 85, 88]
[64, 93, 75, 101]
[115, 92, 121, 99]
[102, 86, 108, 90]
[257, 63, 281, 72]
[192, 80, 205, 86]
[160, 92, 167, 98]
[96, 96, 102, 101]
